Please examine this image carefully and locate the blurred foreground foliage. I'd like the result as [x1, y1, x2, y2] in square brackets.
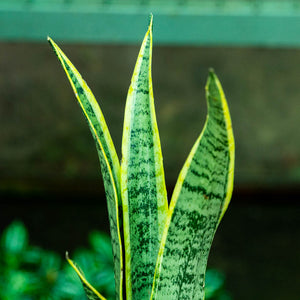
[0, 221, 231, 300]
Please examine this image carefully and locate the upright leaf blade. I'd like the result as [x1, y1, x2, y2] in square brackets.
[121, 16, 168, 300]
[48, 38, 123, 300]
[151, 70, 234, 300]
[66, 253, 106, 300]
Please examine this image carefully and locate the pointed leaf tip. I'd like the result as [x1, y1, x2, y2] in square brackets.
[47, 37, 56, 50]
[148, 13, 153, 31]
[208, 68, 215, 77]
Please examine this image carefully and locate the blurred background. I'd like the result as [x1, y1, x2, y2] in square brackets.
[0, 1, 299, 299]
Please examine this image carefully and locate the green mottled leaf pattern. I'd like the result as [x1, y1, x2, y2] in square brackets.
[151, 70, 234, 300]
[49, 16, 235, 300]
[66, 253, 106, 300]
[121, 16, 168, 300]
[48, 38, 123, 300]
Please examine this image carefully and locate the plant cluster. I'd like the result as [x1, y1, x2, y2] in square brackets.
[48, 15, 234, 300]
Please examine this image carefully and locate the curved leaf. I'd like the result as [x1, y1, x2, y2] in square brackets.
[121, 15, 168, 300]
[66, 253, 106, 300]
[151, 70, 234, 300]
[48, 38, 123, 300]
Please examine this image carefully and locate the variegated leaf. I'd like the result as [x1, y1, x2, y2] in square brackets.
[120, 15, 168, 300]
[48, 38, 123, 300]
[151, 70, 234, 300]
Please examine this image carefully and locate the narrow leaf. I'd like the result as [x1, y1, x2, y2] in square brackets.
[66, 252, 106, 300]
[48, 38, 123, 300]
[121, 15, 168, 300]
[151, 70, 235, 300]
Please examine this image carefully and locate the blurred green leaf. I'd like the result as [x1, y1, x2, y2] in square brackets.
[1, 221, 28, 254]
[89, 231, 113, 261]
[1, 221, 28, 268]
[22, 246, 43, 265]
[205, 269, 232, 300]
[205, 269, 225, 298]
[40, 251, 61, 273]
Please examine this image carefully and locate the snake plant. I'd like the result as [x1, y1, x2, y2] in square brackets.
[48, 15, 234, 300]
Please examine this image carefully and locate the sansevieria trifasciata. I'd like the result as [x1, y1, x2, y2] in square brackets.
[48, 15, 234, 300]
